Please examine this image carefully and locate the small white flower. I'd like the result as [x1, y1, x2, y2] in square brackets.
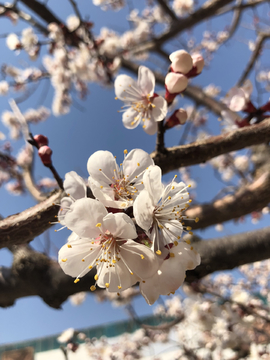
[58, 198, 159, 292]
[57, 328, 75, 343]
[0, 81, 9, 95]
[87, 148, 154, 209]
[115, 66, 167, 135]
[21, 28, 38, 51]
[172, 0, 194, 17]
[134, 165, 194, 254]
[223, 80, 253, 112]
[66, 15, 80, 31]
[69, 292, 87, 306]
[6, 33, 21, 50]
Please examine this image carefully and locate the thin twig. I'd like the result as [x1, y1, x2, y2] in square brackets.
[237, 30, 270, 86]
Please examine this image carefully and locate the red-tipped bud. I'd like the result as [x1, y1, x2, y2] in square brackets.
[38, 145, 52, 166]
[169, 50, 193, 74]
[191, 53, 204, 74]
[165, 73, 188, 94]
[34, 134, 49, 148]
[165, 108, 188, 130]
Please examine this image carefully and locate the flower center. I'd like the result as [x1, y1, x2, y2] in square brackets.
[111, 178, 137, 201]
[130, 94, 156, 126]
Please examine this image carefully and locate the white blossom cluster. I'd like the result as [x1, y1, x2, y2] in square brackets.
[92, 0, 125, 11]
[61, 256, 270, 360]
[172, 0, 194, 17]
[6, 28, 39, 59]
[58, 148, 200, 304]
[2, 106, 50, 139]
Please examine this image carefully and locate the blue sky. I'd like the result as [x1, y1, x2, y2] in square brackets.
[0, 0, 269, 345]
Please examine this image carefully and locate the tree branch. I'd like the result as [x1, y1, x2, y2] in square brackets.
[237, 30, 270, 86]
[127, 0, 235, 55]
[187, 226, 270, 281]
[151, 118, 270, 172]
[155, 0, 178, 22]
[1, 120, 270, 249]
[19, 0, 63, 25]
[2, 227, 270, 308]
[0, 190, 63, 249]
[186, 171, 270, 230]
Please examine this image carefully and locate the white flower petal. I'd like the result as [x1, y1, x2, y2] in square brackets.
[64, 198, 108, 238]
[138, 66, 155, 97]
[242, 79, 253, 98]
[122, 107, 141, 129]
[177, 242, 201, 270]
[152, 96, 168, 122]
[140, 243, 200, 305]
[143, 165, 164, 204]
[64, 171, 86, 200]
[59, 238, 101, 278]
[115, 74, 139, 101]
[58, 197, 73, 225]
[133, 189, 154, 231]
[230, 94, 246, 112]
[103, 212, 137, 239]
[143, 118, 158, 135]
[123, 149, 154, 181]
[97, 257, 140, 292]
[88, 177, 118, 207]
[67, 231, 79, 243]
[87, 150, 118, 185]
[120, 239, 160, 279]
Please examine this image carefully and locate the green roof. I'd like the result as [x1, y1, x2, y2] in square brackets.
[0, 315, 171, 355]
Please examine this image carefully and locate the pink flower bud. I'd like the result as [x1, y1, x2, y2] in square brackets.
[169, 50, 193, 74]
[165, 73, 188, 94]
[164, 109, 188, 130]
[192, 53, 204, 74]
[38, 145, 52, 166]
[34, 134, 48, 148]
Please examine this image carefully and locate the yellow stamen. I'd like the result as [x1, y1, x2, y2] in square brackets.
[90, 285, 96, 291]
[74, 279, 80, 283]
[156, 250, 161, 255]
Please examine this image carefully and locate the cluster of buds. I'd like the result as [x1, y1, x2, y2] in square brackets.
[223, 80, 270, 128]
[31, 134, 52, 166]
[165, 50, 204, 103]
